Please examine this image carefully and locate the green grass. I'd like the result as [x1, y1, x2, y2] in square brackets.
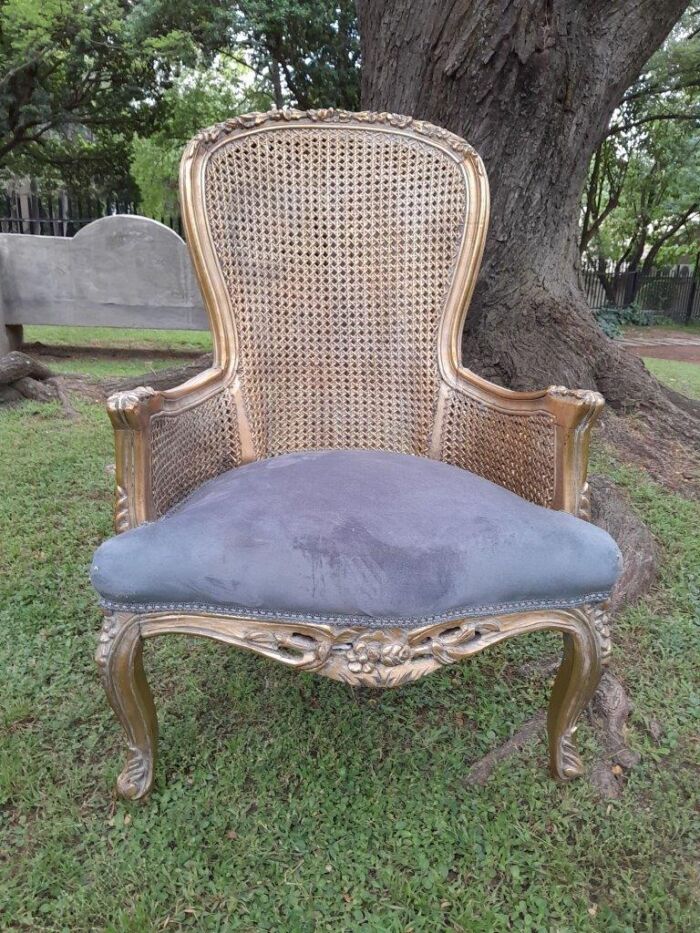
[643, 357, 700, 399]
[622, 321, 700, 338]
[24, 324, 212, 353]
[1, 395, 698, 930]
[650, 319, 700, 335]
[47, 358, 183, 379]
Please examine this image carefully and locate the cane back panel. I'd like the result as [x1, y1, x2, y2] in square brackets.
[184, 110, 486, 460]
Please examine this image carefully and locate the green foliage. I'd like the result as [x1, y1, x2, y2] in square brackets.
[128, 0, 360, 218]
[582, 5, 700, 268]
[0, 0, 174, 197]
[235, 0, 360, 109]
[593, 122, 699, 269]
[0, 361, 698, 928]
[1, 0, 360, 205]
[131, 58, 270, 218]
[593, 303, 657, 338]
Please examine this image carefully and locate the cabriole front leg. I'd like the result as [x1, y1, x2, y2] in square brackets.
[96, 611, 158, 800]
[547, 606, 604, 781]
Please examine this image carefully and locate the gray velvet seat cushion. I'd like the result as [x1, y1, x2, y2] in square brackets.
[91, 449, 622, 628]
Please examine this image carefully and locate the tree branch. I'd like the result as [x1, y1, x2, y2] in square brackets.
[608, 112, 700, 135]
[0, 50, 50, 89]
[642, 202, 700, 271]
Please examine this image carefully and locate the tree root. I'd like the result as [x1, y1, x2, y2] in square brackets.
[463, 671, 640, 794]
[0, 350, 53, 385]
[588, 671, 640, 799]
[600, 410, 699, 498]
[589, 474, 659, 611]
[47, 377, 80, 420]
[463, 283, 700, 457]
[102, 354, 213, 395]
[464, 712, 546, 786]
[489, 477, 655, 793]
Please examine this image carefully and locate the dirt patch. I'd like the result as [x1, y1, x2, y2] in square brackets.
[622, 327, 700, 363]
[24, 341, 202, 362]
[626, 344, 700, 363]
[56, 373, 107, 402]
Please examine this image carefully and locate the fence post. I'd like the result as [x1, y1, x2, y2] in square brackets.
[684, 271, 698, 324]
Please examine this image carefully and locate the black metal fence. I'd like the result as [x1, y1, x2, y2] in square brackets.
[0, 192, 182, 237]
[580, 266, 700, 324]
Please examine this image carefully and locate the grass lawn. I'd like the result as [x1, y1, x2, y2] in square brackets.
[21, 325, 212, 381]
[652, 319, 700, 335]
[1, 372, 698, 929]
[24, 325, 213, 354]
[47, 358, 184, 379]
[643, 357, 700, 400]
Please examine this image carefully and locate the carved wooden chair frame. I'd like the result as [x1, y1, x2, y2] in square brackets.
[96, 110, 609, 800]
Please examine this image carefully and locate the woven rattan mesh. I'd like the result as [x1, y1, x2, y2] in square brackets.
[204, 126, 467, 457]
[150, 388, 241, 516]
[440, 389, 556, 507]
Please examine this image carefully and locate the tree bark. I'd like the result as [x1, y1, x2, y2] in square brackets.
[588, 475, 659, 613]
[0, 350, 53, 385]
[13, 375, 57, 402]
[356, 0, 694, 424]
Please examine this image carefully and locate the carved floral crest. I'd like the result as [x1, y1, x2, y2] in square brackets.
[190, 107, 480, 164]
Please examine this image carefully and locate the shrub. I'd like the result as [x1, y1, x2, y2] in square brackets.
[593, 303, 658, 337]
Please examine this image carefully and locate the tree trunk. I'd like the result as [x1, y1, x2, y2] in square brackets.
[356, 0, 694, 423]
[596, 257, 616, 306]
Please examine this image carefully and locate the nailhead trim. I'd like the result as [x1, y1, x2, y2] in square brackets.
[99, 592, 611, 629]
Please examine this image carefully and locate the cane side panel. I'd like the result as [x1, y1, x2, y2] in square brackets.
[150, 388, 242, 517]
[439, 388, 557, 507]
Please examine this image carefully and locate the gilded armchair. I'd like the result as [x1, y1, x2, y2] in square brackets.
[91, 109, 621, 800]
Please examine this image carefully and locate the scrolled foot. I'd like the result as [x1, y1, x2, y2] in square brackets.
[117, 745, 154, 800]
[96, 611, 158, 801]
[547, 610, 602, 783]
[550, 729, 584, 782]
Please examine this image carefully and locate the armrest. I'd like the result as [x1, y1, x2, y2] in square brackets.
[107, 368, 244, 532]
[435, 367, 604, 516]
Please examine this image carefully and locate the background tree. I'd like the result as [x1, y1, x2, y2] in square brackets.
[588, 124, 699, 277]
[131, 58, 270, 219]
[234, 0, 360, 110]
[0, 0, 186, 199]
[129, 0, 360, 109]
[580, 137, 630, 264]
[581, 10, 700, 282]
[2, 0, 360, 210]
[356, 0, 698, 428]
[129, 0, 359, 215]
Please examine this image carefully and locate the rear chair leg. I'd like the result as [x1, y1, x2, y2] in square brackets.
[96, 611, 158, 800]
[547, 609, 603, 781]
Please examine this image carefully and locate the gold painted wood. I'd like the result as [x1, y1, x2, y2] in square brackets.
[96, 611, 158, 799]
[97, 110, 611, 798]
[98, 603, 609, 799]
